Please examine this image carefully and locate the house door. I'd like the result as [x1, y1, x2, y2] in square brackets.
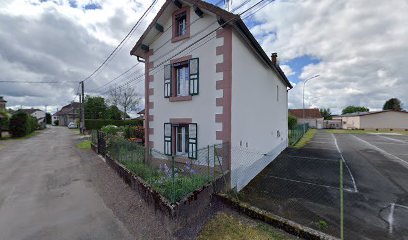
[175, 125, 189, 155]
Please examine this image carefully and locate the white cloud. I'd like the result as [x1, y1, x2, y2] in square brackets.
[250, 0, 408, 112]
[280, 64, 295, 77]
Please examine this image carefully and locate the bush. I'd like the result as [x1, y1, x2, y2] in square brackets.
[9, 112, 37, 137]
[101, 125, 121, 135]
[0, 113, 9, 131]
[288, 114, 297, 129]
[124, 126, 145, 141]
[85, 119, 143, 130]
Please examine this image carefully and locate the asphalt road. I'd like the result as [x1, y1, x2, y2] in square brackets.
[240, 130, 408, 240]
[0, 127, 134, 240]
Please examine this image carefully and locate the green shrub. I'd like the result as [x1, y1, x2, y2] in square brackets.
[85, 119, 142, 130]
[0, 112, 9, 131]
[124, 126, 145, 140]
[101, 125, 121, 135]
[9, 112, 37, 137]
[288, 114, 298, 129]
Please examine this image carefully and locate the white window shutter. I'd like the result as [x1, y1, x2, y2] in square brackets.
[164, 64, 172, 98]
[189, 58, 199, 95]
[164, 123, 172, 155]
[188, 123, 197, 159]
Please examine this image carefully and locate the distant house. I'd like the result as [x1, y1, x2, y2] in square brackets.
[289, 108, 324, 129]
[333, 110, 408, 130]
[53, 102, 80, 126]
[19, 108, 46, 129]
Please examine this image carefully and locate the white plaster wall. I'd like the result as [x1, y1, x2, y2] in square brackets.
[297, 118, 324, 129]
[360, 112, 408, 130]
[148, 6, 222, 155]
[341, 116, 360, 129]
[32, 110, 45, 120]
[230, 32, 288, 191]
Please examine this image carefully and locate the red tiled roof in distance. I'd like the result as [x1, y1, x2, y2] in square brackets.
[289, 108, 322, 119]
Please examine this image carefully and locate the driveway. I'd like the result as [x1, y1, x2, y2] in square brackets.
[0, 126, 134, 240]
[240, 130, 408, 240]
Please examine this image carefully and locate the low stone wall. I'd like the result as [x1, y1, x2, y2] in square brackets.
[91, 146, 228, 233]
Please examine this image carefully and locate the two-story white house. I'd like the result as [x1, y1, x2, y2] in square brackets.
[130, 0, 292, 191]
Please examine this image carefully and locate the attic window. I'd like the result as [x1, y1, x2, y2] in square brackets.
[172, 6, 190, 42]
[176, 12, 187, 36]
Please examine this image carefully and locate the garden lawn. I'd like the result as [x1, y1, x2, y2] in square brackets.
[292, 129, 316, 148]
[197, 212, 293, 240]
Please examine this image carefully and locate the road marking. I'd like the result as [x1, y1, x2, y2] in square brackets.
[266, 175, 355, 192]
[308, 141, 335, 144]
[375, 135, 408, 144]
[388, 203, 395, 234]
[286, 155, 339, 162]
[352, 135, 408, 169]
[331, 134, 359, 193]
[303, 146, 337, 151]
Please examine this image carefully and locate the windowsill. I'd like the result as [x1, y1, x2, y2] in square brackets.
[169, 96, 192, 102]
[171, 33, 190, 43]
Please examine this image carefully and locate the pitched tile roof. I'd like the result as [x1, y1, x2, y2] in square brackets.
[54, 102, 80, 116]
[19, 108, 42, 115]
[289, 108, 322, 119]
[130, 0, 292, 88]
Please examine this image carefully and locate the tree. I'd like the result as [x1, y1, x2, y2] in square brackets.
[46, 113, 51, 124]
[108, 87, 141, 119]
[84, 96, 107, 119]
[342, 106, 369, 115]
[383, 98, 402, 111]
[319, 108, 332, 120]
[106, 105, 122, 120]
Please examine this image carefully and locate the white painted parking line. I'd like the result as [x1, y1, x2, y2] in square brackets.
[267, 175, 355, 192]
[308, 141, 335, 144]
[388, 203, 395, 234]
[369, 141, 408, 145]
[332, 134, 359, 193]
[374, 134, 408, 144]
[303, 146, 337, 151]
[286, 155, 339, 162]
[352, 135, 408, 169]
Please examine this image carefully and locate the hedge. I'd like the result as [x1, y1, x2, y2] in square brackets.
[9, 112, 38, 137]
[85, 119, 143, 130]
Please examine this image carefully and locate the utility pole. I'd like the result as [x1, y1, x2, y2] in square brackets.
[80, 81, 85, 134]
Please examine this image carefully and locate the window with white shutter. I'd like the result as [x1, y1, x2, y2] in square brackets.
[189, 58, 199, 95]
[188, 123, 197, 159]
[164, 123, 172, 155]
[164, 64, 172, 98]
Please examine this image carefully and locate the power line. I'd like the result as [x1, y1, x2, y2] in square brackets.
[81, 0, 160, 84]
[93, 0, 274, 95]
[0, 81, 58, 83]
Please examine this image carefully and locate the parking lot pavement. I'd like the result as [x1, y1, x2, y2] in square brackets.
[240, 130, 408, 240]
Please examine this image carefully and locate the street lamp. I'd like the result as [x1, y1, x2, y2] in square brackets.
[302, 74, 320, 134]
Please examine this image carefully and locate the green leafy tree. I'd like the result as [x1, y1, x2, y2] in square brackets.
[84, 96, 107, 119]
[288, 114, 297, 129]
[106, 105, 122, 120]
[383, 98, 403, 111]
[319, 108, 332, 120]
[342, 106, 369, 115]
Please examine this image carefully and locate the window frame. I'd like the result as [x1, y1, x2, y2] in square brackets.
[171, 6, 190, 43]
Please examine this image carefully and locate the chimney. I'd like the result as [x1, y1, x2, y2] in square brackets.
[271, 52, 278, 65]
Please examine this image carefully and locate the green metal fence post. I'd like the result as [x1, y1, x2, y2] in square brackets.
[207, 145, 210, 179]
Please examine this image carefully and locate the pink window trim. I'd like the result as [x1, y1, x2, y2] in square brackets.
[170, 55, 192, 101]
[172, 6, 191, 43]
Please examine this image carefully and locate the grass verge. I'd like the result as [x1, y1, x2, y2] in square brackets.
[197, 212, 292, 240]
[292, 129, 317, 148]
[326, 129, 408, 135]
[76, 140, 91, 149]
[0, 131, 39, 141]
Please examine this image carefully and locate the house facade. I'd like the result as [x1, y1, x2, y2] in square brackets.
[53, 102, 80, 126]
[131, 0, 292, 190]
[333, 110, 408, 130]
[288, 108, 324, 129]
